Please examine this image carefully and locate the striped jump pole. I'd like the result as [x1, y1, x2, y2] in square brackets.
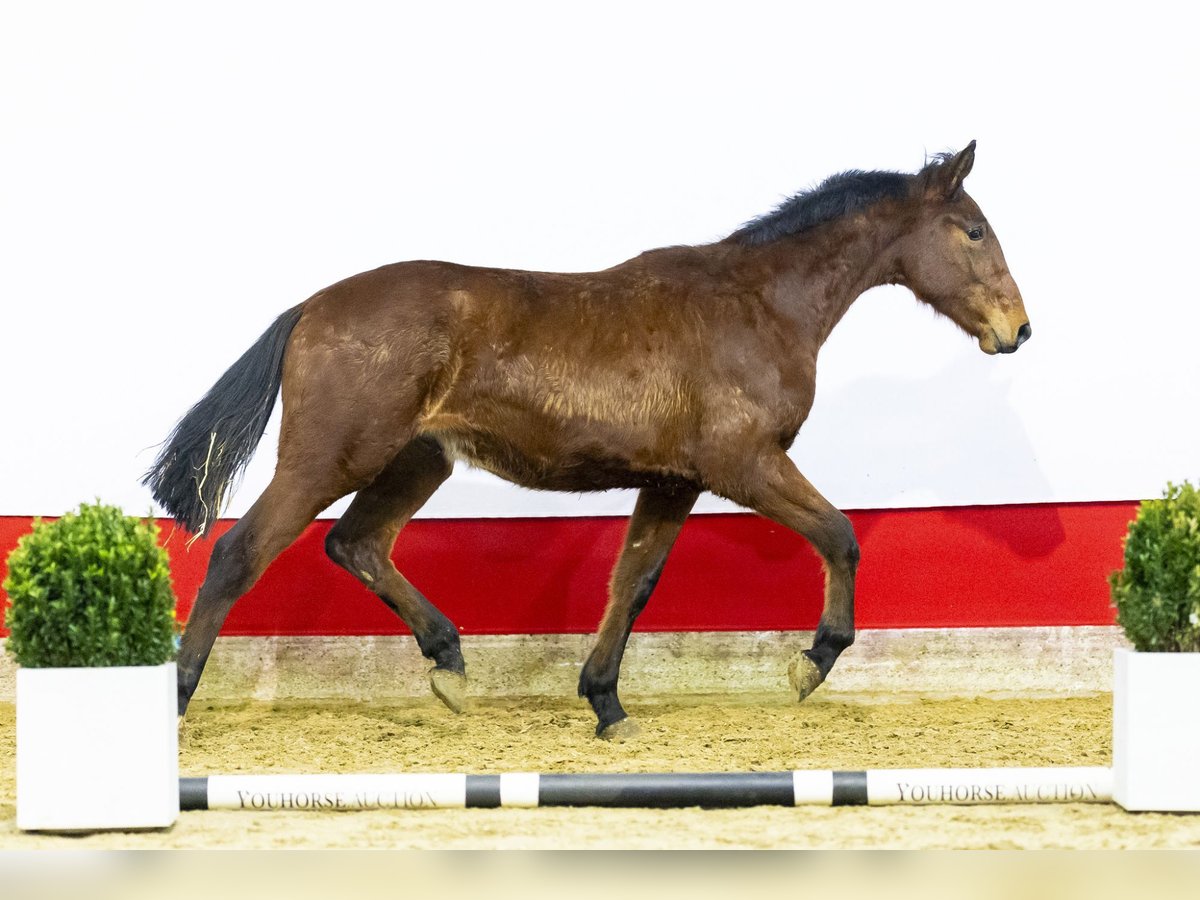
[180, 767, 1112, 811]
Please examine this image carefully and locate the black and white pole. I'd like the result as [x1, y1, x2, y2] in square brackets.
[179, 767, 1112, 811]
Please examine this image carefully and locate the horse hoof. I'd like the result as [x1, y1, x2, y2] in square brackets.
[430, 668, 468, 713]
[598, 717, 641, 742]
[788, 652, 823, 703]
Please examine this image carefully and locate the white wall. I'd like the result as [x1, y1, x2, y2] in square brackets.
[2, 1, 1196, 519]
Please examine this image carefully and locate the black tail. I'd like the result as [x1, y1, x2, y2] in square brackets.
[143, 305, 304, 535]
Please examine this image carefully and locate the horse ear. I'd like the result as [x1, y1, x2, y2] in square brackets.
[936, 140, 976, 199]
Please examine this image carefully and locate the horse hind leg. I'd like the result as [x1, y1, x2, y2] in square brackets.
[323, 436, 467, 712]
[578, 486, 698, 739]
[177, 467, 355, 716]
[177, 395, 433, 717]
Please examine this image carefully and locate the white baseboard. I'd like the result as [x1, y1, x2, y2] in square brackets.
[0, 627, 1122, 705]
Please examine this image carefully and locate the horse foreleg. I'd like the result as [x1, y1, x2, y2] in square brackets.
[579, 486, 698, 739]
[324, 436, 467, 712]
[735, 453, 859, 703]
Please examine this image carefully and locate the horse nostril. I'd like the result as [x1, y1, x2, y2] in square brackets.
[1016, 322, 1032, 347]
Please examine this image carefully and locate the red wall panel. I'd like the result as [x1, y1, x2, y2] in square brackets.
[1, 502, 1136, 636]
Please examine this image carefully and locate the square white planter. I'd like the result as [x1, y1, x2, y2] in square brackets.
[16, 662, 179, 831]
[1113, 647, 1200, 812]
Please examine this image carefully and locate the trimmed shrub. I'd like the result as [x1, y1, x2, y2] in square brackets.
[1111, 482, 1200, 653]
[3, 502, 178, 667]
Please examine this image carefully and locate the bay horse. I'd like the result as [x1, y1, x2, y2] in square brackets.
[147, 141, 1029, 738]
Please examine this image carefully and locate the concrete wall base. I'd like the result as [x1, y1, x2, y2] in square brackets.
[0, 627, 1125, 704]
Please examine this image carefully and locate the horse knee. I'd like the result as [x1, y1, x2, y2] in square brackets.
[842, 533, 861, 569]
[835, 516, 859, 568]
[818, 513, 859, 571]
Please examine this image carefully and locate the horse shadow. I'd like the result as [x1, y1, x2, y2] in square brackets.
[788, 350, 1066, 559]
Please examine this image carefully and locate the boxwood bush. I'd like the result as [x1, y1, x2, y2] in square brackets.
[1111, 482, 1200, 653]
[2, 502, 178, 667]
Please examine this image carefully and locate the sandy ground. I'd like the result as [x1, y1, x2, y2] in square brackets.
[2, 693, 1199, 849]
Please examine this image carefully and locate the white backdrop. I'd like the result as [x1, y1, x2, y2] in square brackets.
[2, 1, 1197, 519]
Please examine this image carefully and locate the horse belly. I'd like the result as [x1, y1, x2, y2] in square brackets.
[423, 351, 703, 492]
[430, 419, 699, 494]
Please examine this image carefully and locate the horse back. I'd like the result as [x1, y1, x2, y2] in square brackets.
[284, 254, 806, 493]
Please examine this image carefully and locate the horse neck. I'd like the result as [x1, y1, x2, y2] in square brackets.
[741, 208, 909, 350]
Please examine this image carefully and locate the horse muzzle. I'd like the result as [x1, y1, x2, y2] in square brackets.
[981, 320, 1032, 355]
[996, 321, 1032, 354]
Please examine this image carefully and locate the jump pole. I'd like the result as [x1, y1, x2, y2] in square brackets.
[179, 767, 1112, 811]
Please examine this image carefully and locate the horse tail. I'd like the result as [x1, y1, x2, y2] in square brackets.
[143, 304, 305, 536]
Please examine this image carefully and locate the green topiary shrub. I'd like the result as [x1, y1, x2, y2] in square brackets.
[2, 502, 178, 667]
[1110, 482, 1200, 653]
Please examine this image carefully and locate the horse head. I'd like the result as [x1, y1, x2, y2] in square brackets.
[894, 141, 1031, 355]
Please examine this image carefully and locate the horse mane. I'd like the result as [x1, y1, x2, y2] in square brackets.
[728, 152, 957, 247]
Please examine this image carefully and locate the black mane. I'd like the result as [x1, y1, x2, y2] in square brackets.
[729, 168, 914, 247]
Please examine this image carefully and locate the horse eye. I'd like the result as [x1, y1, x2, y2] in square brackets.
[967, 226, 985, 241]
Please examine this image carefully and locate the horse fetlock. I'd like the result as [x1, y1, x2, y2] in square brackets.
[430, 643, 465, 675]
[577, 658, 617, 700]
[429, 667, 468, 714]
[418, 623, 464, 672]
[814, 624, 855, 655]
[177, 670, 199, 717]
[788, 651, 825, 703]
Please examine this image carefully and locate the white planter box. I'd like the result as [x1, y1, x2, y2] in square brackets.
[1113, 648, 1200, 812]
[16, 662, 179, 831]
